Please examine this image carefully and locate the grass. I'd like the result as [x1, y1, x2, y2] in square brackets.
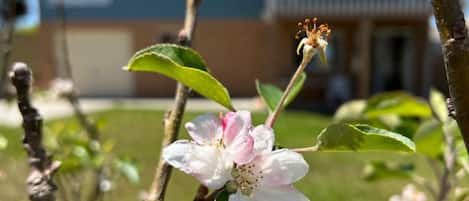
[0, 109, 430, 201]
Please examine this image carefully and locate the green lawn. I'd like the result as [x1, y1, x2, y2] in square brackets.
[0, 109, 429, 201]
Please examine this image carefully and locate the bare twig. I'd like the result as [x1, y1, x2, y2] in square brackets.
[0, 0, 17, 98]
[144, 1, 202, 201]
[431, 0, 469, 154]
[54, 1, 105, 200]
[9, 62, 61, 201]
[436, 122, 457, 201]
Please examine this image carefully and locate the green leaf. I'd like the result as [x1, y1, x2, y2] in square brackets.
[333, 100, 366, 122]
[126, 44, 234, 110]
[364, 92, 432, 118]
[115, 158, 140, 184]
[215, 190, 230, 201]
[362, 161, 415, 181]
[413, 119, 443, 157]
[430, 89, 448, 122]
[316, 124, 416, 152]
[255, 72, 306, 112]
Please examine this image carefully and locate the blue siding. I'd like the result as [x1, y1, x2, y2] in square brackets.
[41, 0, 263, 21]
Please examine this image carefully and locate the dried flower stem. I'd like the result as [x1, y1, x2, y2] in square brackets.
[265, 57, 310, 128]
[145, 1, 202, 201]
[431, 0, 469, 154]
[9, 63, 61, 201]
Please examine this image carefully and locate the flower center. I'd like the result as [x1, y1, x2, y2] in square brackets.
[295, 17, 331, 48]
[232, 163, 263, 196]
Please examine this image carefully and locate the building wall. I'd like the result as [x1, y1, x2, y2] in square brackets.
[14, 19, 273, 97]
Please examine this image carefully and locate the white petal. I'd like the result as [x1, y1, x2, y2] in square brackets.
[162, 140, 232, 189]
[259, 150, 309, 186]
[251, 125, 275, 155]
[185, 113, 223, 144]
[253, 185, 309, 201]
[296, 38, 308, 55]
[228, 192, 251, 201]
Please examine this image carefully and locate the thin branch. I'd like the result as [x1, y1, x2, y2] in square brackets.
[9, 62, 61, 201]
[54, 1, 105, 200]
[431, 0, 469, 154]
[436, 122, 457, 201]
[145, 1, 202, 201]
[0, 0, 17, 98]
[56, 0, 73, 78]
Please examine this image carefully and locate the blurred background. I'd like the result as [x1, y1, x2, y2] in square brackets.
[3, 0, 458, 111]
[0, 0, 467, 201]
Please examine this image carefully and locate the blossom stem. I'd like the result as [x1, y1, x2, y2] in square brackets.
[145, 1, 202, 201]
[291, 144, 320, 153]
[265, 56, 311, 128]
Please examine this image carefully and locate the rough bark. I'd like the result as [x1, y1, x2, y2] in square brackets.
[432, 0, 469, 154]
[9, 62, 61, 201]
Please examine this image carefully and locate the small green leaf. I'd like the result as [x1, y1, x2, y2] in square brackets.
[126, 44, 234, 111]
[430, 89, 448, 122]
[364, 92, 432, 118]
[413, 119, 443, 157]
[362, 161, 415, 181]
[255, 72, 306, 112]
[316, 124, 416, 152]
[333, 100, 366, 122]
[115, 158, 140, 184]
[215, 190, 230, 201]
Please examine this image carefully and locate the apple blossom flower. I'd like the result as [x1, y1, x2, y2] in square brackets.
[163, 111, 257, 189]
[227, 126, 310, 201]
[389, 184, 427, 201]
[295, 18, 331, 64]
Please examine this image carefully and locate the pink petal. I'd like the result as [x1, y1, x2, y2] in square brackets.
[223, 111, 251, 146]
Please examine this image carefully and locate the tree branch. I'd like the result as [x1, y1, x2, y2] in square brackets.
[9, 62, 61, 201]
[144, 1, 202, 201]
[436, 122, 457, 201]
[431, 0, 469, 154]
[0, 0, 18, 98]
[54, 1, 105, 200]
